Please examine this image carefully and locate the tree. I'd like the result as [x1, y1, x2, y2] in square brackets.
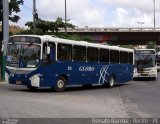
[25, 20, 50, 34]
[25, 17, 75, 34]
[0, 0, 24, 23]
[21, 17, 93, 42]
[0, 0, 23, 80]
[147, 43, 155, 49]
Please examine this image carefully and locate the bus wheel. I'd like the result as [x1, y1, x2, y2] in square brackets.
[152, 77, 156, 80]
[108, 75, 115, 88]
[55, 76, 66, 92]
[27, 86, 38, 90]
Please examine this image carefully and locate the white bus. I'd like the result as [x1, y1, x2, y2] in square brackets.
[133, 49, 157, 80]
[157, 52, 160, 71]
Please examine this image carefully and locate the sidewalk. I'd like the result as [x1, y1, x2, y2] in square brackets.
[0, 81, 6, 84]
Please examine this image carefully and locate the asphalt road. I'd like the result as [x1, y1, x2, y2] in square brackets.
[0, 73, 160, 118]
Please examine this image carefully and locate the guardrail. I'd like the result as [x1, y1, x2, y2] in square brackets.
[59, 27, 160, 32]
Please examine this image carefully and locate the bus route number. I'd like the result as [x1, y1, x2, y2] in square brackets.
[68, 66, 72, 71]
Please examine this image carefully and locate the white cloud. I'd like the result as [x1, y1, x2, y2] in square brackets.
[101, 0, 160, 12]
[14, 0, 160, 27]
[101, 0, 160, 27]
[37, 0, 108, 27]
[110, 8, 153, 27]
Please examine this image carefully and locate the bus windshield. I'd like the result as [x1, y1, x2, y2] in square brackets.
[6, 44, 41, 68]
[135, 54, 156, 68]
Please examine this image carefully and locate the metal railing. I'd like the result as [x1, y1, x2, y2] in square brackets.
[59, 27, 160, 32]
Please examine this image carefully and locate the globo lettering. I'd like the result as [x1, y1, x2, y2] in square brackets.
[79, 66, 95, 71]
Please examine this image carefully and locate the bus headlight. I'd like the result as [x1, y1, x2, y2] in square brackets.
[134, 69, 137, 73]
[151, 69, 156, 73]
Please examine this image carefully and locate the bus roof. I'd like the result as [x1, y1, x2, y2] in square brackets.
[11, 35, 134, 53]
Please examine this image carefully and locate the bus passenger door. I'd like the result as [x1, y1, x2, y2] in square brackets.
[40, 42, 56, 87]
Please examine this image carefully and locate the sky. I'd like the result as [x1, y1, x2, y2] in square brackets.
[14, 0, 160, 28]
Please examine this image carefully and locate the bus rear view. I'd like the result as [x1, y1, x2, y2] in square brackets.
[133, 49, 157, 80]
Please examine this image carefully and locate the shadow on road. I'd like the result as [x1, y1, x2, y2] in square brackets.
[133, 78, 156, 81]
[10, 83, 129, 93]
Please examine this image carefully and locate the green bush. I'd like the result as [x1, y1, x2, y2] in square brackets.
[17, 28, 44, 35]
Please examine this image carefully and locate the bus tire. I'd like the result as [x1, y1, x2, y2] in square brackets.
[27, 86, 38, 90]
[107, 75, 115, 88]
[152, 77, 156, 80]
[55, 76, 66, 92]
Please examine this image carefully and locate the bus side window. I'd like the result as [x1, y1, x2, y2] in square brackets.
[120, 51, 128, 64]
[110, 50, 119, 64]
[57, 43, 72, 61]
[128, 52, 133, 64]
[43, 43, 48, 59]
[48, 42, 56, 62]
[73, 45, 86, 61]
[87, 47, 98, 62]
[43, 42, 56, 64]
[100, 49, 109, 63]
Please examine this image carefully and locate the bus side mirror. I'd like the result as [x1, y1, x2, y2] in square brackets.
[47, 46, 50, 54]
[42, 54, 50, 65]
[42, 54, 47, 59]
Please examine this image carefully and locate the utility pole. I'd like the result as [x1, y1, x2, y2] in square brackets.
[153, 0, 156, 48]
[0, 0, 2, 81]
[153, 0, 156, 29]
[2, 0, 9, 81]
[33, 0, 36, 34]
[65, 0, 67, 34]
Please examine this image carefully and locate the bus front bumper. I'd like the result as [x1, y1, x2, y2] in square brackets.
[5, 72, 40, 88]
[133, 73, 157, 78]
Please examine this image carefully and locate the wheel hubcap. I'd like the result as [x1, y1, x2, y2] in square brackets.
[57, 80, 64, 88]
[110, 77, 114, 86]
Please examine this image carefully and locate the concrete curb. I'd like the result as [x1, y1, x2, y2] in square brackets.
[0, 81, 6, 84]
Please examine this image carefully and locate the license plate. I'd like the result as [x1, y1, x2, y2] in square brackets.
[16, 81, 22, 85]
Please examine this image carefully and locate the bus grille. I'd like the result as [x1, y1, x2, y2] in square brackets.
[140, 74, 149, 76]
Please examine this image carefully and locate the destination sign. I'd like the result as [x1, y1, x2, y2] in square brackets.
[9, 36, 41, 44]
[135, 50, 155, 54]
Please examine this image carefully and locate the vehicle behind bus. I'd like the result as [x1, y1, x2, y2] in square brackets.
[157, 53, 160, 72]
[133, 49, 157, 80]
[5, 35, 134, 92]
[157, 62, 160, 72]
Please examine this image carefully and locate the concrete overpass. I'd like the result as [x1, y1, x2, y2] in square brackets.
[59, 27, 160, 45]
